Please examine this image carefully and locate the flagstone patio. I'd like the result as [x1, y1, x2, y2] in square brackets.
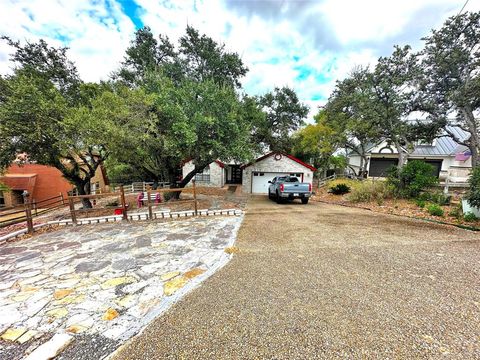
[0, 215, 243, 359]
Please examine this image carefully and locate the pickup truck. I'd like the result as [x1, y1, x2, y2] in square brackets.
[268, 176, 312, 204]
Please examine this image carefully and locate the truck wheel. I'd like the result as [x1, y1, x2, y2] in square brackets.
[301, 198, 309, 204]
[276, 191, 283, 204]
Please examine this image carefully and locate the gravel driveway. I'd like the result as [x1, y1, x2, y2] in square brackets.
[114, 196, 480, 359]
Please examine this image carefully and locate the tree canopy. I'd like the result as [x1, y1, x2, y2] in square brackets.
[419, 11, 480, 166]
[0, 25, 309, 200]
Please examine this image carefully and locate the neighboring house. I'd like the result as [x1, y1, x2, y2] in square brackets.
[347, 126, 472, 183]
[0, 162, 109, 208]
[0, 163, 73, 208]
[182, 152, 316, 194]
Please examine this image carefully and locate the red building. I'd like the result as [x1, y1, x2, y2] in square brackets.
[0, 164, 74, 207]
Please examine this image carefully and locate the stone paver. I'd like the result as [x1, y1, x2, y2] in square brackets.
[0, 215, 243, 359]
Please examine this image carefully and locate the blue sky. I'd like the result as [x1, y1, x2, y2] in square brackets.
[0, 0, 478, 120]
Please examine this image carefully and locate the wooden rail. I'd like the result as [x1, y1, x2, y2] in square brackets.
[0, 193, 67, 232]
[67, 181, 198, 225]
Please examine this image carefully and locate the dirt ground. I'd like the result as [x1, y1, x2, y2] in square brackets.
[114, 195, 480, 359]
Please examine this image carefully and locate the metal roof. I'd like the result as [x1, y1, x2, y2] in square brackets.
[411, 126, 469, 156]
[356, 125, 470, 157]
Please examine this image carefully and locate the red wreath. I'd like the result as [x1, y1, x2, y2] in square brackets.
[274, 153, 282, 161]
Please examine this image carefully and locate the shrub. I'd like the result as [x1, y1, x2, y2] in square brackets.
[466, 167, 480, 208]
[387, 160, 438, 198]
[328, 183, 351, 195]
[427, 204, 444, 217]
[326, 178, 359, 190]
[415, 199, 426, 208]
[463, 212, 477, 222]
[106, 200, 119, 207]
[163, 191, 176, 202]
[348, 180, 393, 203]
[448, 205, 462, 219]
[430, 192, 451, 205]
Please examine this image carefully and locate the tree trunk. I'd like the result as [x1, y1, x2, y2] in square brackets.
[74, 181, 93, 209]
[358, 155, 364, 177]
[360, 155, 369, 178]
[393, 139, 407, 169]
[463, 108, 480, 168]
[169, 161, 211, 199]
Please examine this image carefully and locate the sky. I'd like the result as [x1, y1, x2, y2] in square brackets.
[0, 0, 479, 120]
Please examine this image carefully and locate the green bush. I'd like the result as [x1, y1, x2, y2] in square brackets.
[448, 205, 462, 219]
[387, 161, 438, 198]
[466, 167, 480, 208]
[328, 183, 351, 195]
[106, 200, 119, 207]
[417, 191, 451, 205]
[463, 212, 478, 222]
[415, 199, 426, 208]
[430, 192, 451, 205]
[163, 191, 176, 202]
[348, 180, 393, 203]
[427, 203, 444, 217]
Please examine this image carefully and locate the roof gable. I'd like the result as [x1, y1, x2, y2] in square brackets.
[242, 152, 317, 171]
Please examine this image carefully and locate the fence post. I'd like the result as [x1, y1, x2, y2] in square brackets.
[60, 192, 65, 205]
[192, 179, 198, 216]
[68, 197, 77, 225]
[146, 186, 153, 220]
[24, 201, 34, 235]
[120, 185, 128, 221]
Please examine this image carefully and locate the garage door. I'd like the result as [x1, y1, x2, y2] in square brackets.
[251, 172, 303, 194]
[369, 158, 398, 177]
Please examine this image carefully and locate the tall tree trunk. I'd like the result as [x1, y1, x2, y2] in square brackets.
[361, 155, 369, 178]
[463, 108, 480, 168]
[358, 155, 364, 177]
[393, 139, 407, 169]
[74, 180, 93, 209]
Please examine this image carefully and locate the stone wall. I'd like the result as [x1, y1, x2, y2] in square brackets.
[242, 154, 314, 193]
[182, 161, 225, 187]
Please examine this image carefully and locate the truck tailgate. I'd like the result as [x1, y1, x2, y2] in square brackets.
[282, 183, 310, 193]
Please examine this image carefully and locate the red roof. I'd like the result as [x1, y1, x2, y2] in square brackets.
[241, 152, 317, 171]
[0, 174, 37, 193]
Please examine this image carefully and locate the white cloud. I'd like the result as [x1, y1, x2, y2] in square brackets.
[0, 0, 135, 81]
[1, 0, 478, 123]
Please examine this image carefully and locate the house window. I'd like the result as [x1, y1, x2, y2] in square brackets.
[0, 191, 4, 207]
[195, 165, 211, 182]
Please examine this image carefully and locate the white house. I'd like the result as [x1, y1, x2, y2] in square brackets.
[347, 126, 472, 184]
[181, 152, 316, 194]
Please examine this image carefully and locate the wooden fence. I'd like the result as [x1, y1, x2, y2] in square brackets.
[0, 193, 66, 232]
[1, 182, 199, 236]
[67, 181, 198, 225]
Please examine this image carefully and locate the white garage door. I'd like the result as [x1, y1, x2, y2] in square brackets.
[251, 172, 303, 194]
